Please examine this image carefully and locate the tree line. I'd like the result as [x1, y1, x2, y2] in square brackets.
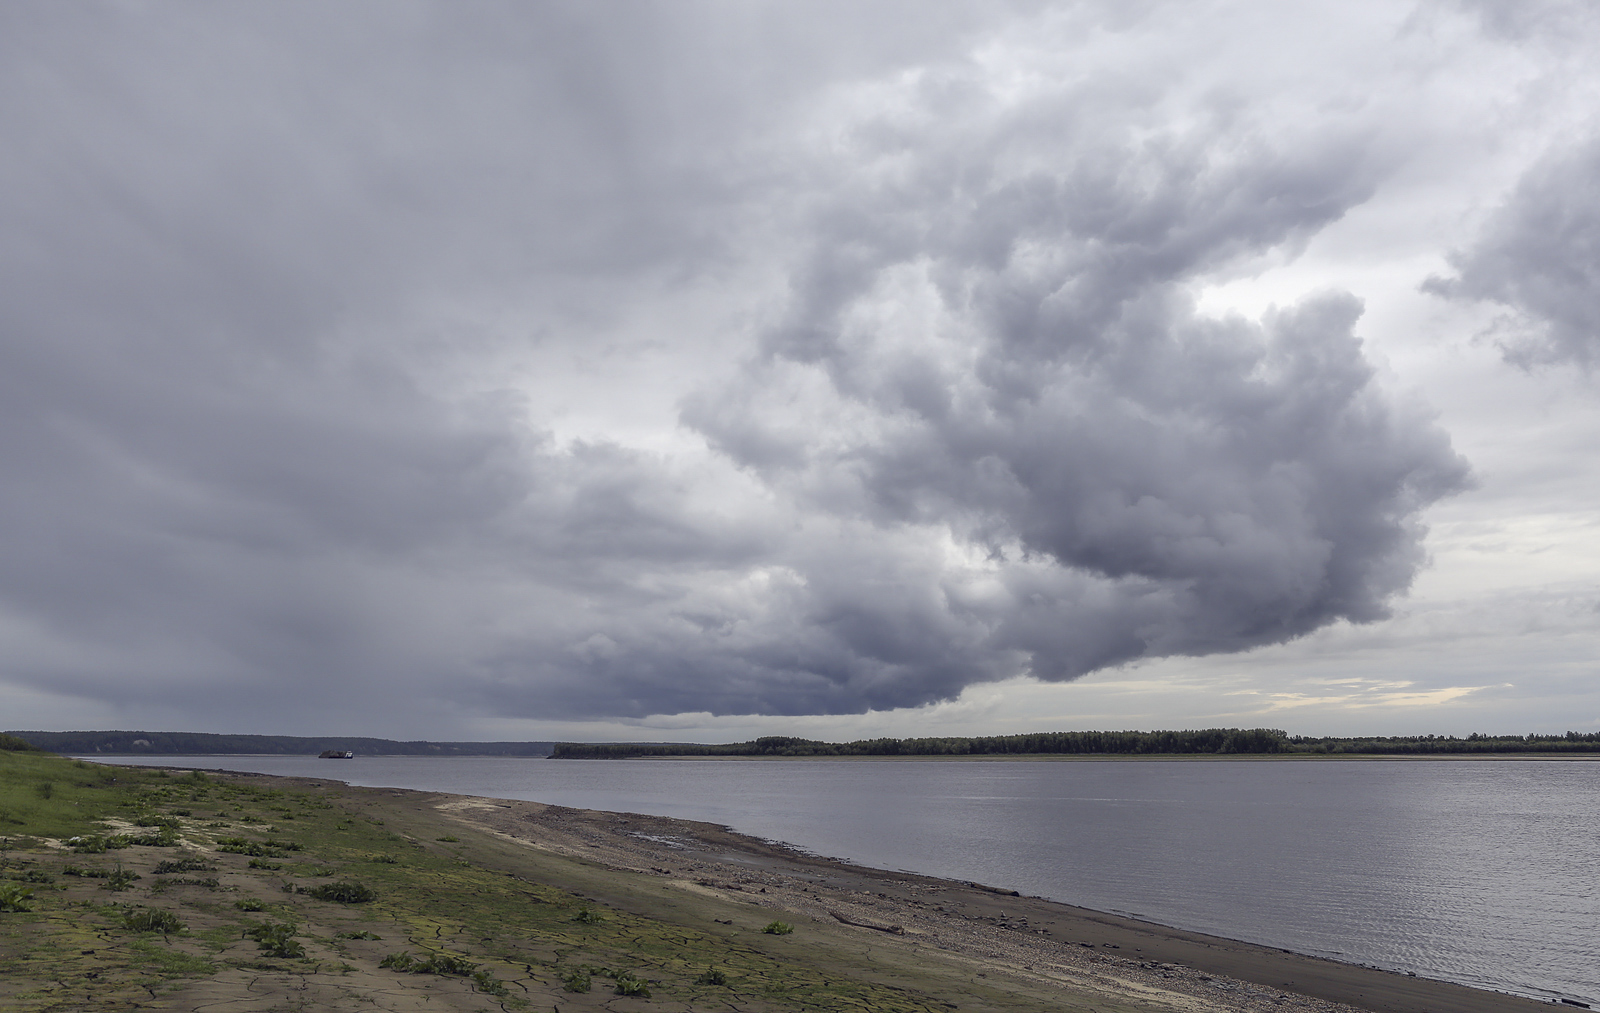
[549, 729, 1600, 759]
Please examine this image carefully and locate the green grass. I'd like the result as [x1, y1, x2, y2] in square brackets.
[0, 749, 977, 1012]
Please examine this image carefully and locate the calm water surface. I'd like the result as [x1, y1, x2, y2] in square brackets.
[93, 755, 1598, 1005]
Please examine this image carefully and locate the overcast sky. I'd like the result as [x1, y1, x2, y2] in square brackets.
[3, 1, 1598, 742]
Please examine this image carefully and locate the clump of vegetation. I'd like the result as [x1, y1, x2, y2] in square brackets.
[306, 880, 375, 903]
[247, 858, 282, 870]
[571, 906, 605, 924]
[3, 868, 54, 884]
[216, 836, 298, 858]
[247, 921, 304, 958]
[560, 968, 592, 992]
[762, 920, 794, 935]
[695, 966, 728, 985]
[436, 835, 459, 842]
[234, 898, 265, 911]
[336, 929, 381, 940]
[102, 865, 140, 891]
[123, 908, 183, 933]
[380, 951, 477, 975]
[471, 968, 510, 996]
[0, 883, 34, 912]
[153, 856, 216, 874]
[368, 853, 398, 863]
[613, 971, 651, 997]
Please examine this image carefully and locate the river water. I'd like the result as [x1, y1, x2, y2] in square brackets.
[88, 754, 1598, 1006]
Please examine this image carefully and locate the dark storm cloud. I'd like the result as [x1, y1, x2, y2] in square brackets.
[678, 81, 1471, 713]
[1425, 135, 1600, 370]
[1, 2, 1472, 727]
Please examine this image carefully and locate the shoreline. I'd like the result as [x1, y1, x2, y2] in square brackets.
[182, 763, 1559, 1013]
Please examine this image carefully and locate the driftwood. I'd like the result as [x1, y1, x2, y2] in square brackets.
[828, 909, 905, 935]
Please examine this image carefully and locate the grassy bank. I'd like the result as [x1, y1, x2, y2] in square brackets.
[0, 747, 1143, 1012]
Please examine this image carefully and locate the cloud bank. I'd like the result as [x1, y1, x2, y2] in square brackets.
[4, 1, 1568, 734]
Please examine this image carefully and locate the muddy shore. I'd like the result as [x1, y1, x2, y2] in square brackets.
[386, 782, 1550, 1013]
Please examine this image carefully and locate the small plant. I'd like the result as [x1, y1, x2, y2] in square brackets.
[561, 969, 591, 993]
[247, 921, 304, 958]
[6, 868, 55, 884]
[695, 966, 728, 986]
[368, 854, 398, 863]
[123, 908, 183, 933]
[613, 972, 651, 997]
[34, 782, 54, 800]
[762, 920, 794, 935]
[335, 929, 382, 940]
[248, 859, 283, 870]
[307, 880, 375, 903]
[571, 906, 605, 924]
[153, 857, 215, 874]
[0, 883, 34, 912]
[416, 953, 476, 975]
[471, 967, 510, 997]
[234, 898, 265, 911]
[102, 865, 140, 891]
[381, 951, 475, 975]
[435, 835, 459, 843]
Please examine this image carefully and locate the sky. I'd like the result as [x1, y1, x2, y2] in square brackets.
[3, 0, 1598, 743]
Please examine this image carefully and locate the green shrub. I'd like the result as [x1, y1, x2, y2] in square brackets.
[416, 953, 476, 975]
[306, 880, 375, 903]
[560, 969, 591, 993]
[335, 930, 381, 940]
[471, 968, 509, 997]
[0, 883, 34, 912]
[762, 920, 794, 935]
[381, 951, 475, 975]
[694, 966, 728, 985]
[153, 857, 215, 874]
[247, 859, 282, 870]
[571, 906, 604, 924]
[246, 921, 304, 958]
[102, 866, 140, 891]
[435, 835, 459, 842]
[614, 972, 651, 997]
[123, 908, 183, 933]
[234, 899, 265, 912]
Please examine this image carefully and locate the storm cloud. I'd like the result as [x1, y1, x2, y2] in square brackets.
[7, 1, 1585, 735]
[1426, 134, 1600, 370]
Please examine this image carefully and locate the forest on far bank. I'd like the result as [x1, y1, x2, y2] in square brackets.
[549, 729, 1600, 759]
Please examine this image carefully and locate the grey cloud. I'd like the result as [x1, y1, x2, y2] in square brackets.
[683, 79, 1470, 712]
[1425, 135, 1600, 370]
[1, 3, 1473, 729]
